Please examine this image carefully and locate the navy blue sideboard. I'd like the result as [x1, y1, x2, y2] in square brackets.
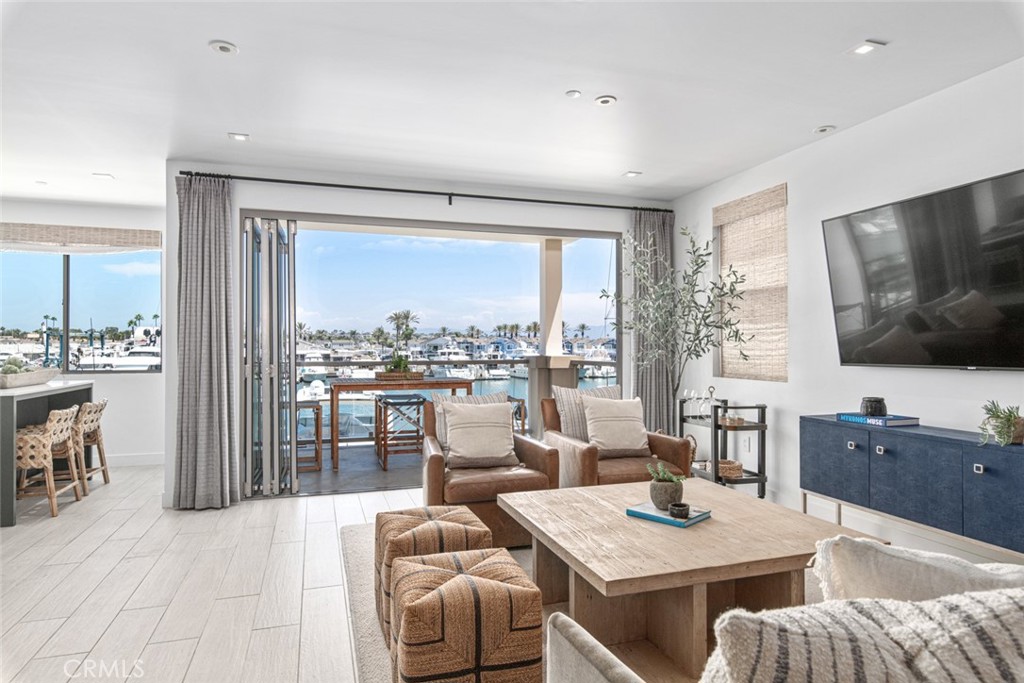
[800, 415, 1024, 554]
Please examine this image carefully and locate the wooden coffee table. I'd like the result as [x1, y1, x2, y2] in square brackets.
[498, 478, 883, 682]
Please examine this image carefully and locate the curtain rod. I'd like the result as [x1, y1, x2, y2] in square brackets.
[177, 170, 673, 214]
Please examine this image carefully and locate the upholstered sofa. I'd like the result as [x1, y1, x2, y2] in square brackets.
[547, 536, 1024, 682]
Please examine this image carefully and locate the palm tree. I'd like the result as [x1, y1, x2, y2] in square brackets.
[576, 323, 590, 339]
[465, 325, 481, 339]
[526, 321, 540, 338]
[370, 326, 389, 354]
[509, 323, 521, 339]
[438, 325, 449, 338]
[348, 329, 360, 344]
[386, 310, 418, 351]
[152, 313, 160, 329]
[296, 321, 308, 340]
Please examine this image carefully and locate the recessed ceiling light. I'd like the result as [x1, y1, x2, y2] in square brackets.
[565, 89, 582, 99]
[92, 172, 116, 180]
[623, 171, 643, 178]
[813, 125, 837, 135]
[227, 132, 250, 142]
[594, 95, 617, 106]
[209, 40, 239, 56]
[847, 39, 887, 56]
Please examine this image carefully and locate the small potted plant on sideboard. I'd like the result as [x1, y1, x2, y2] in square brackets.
[979, 400, 1024, 446]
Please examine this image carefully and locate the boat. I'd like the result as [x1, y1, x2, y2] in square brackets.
[476, 345, 510, 379]
[429, 346, 475, 379]
[506, 347, 538, 379]
[299, 352, 329, 382]
[108, 346, 162, 371]
[582, 348, 617, 378]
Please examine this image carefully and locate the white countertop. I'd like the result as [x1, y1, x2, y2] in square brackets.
[0, 379, 94, 399]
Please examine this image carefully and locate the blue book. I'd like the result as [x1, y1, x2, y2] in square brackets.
[626, 502, 711, 528]
[836, 412, 919, 427]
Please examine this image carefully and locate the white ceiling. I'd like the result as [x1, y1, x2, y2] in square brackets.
[2, 1, 1022, 208]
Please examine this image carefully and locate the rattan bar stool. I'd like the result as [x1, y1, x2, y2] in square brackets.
[72, 399, 110, 494]
[16, 405, 82, 517]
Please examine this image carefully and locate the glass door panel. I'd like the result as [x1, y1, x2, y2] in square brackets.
[242, 217, 297, 497]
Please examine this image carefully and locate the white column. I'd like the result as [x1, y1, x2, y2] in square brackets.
[539, 238, 563, 356]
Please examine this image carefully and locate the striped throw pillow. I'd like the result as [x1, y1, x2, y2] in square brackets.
[432, 391, 508, 454]
[708, 587, 1024, 683]
[551, 384, 621, 441]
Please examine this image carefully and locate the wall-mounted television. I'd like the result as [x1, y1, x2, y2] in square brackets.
[822, 169, 1024, 371]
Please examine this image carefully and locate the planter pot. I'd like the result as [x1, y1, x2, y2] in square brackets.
[649, 480, 683, 511]
[0, 367, 60, 390]
[374, 371, 425, 381]
[1014, 417, 1024, 445]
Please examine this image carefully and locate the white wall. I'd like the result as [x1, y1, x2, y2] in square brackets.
[0, 198, 167, 465]
[162, 165, 654, 504]
[672, 59, 1024, 563]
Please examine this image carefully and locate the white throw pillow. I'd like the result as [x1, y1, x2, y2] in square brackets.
[581, 395, 651, 459]
[432, 391, 507, 453]
[443, 401, 519, 469]
[704, 587, 1024, 683]
[551, 384, 621, 441]
[813, 535, 1024, 602]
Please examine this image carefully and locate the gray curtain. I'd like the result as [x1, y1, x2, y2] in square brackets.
[631, 209, 675, 434]
[174, 175, 238, 510]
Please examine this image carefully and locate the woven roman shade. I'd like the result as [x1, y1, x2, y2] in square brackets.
[0, 222, 162, 254]
[713, 184, 788, 382]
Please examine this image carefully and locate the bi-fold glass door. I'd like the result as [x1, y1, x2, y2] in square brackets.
[242, 217, 298, 497]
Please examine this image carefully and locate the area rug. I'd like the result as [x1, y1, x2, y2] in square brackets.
[339, 523, 822, 683]
[340, 523, 531, 683]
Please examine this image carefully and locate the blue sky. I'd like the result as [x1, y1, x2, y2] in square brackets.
[296, 231, 617, 336]
[1, 251, 161, 331]
[0, 233, 616, 336]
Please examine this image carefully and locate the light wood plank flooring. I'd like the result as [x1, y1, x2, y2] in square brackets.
[0, 465, 423, 683]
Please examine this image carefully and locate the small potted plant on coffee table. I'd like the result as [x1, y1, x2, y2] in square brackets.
[647, 461, 686, 510]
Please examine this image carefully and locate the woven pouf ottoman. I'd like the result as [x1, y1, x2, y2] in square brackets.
[390, 548, 543, 683]
[375, 506, 492, 647]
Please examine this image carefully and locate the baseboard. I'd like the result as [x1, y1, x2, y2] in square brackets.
[107, 452, 165, 467]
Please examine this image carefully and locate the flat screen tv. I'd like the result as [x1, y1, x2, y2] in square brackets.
[822, 169, 1024, 371]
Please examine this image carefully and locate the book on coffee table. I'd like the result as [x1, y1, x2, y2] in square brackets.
[626, 502, 711, 528]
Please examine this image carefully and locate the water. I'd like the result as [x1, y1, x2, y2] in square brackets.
[297, 376, 617, 438]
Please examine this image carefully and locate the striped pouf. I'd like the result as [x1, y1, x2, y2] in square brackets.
[375, 506, 492, 648]
[390, 548, 542, 683]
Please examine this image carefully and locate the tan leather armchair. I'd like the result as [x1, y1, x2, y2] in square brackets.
[422, 401, 558, 547]
[540, 397, 691, 489]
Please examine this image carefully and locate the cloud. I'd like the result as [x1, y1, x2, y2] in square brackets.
[102, 262, 160, 277]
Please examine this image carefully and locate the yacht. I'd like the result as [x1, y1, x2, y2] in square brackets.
[109, 346, 162, 371]
[476, 346, 510, 379]
[430, 346, 475, 379]
[299, 352, 329, 382]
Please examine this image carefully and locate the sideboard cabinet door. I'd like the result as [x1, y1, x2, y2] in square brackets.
[871, 433, 962, 535]
[800, 420, 870, 507]
[963, 446, 1024, 554]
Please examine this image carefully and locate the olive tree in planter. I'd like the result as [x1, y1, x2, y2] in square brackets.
[604, 225, 750, 434]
